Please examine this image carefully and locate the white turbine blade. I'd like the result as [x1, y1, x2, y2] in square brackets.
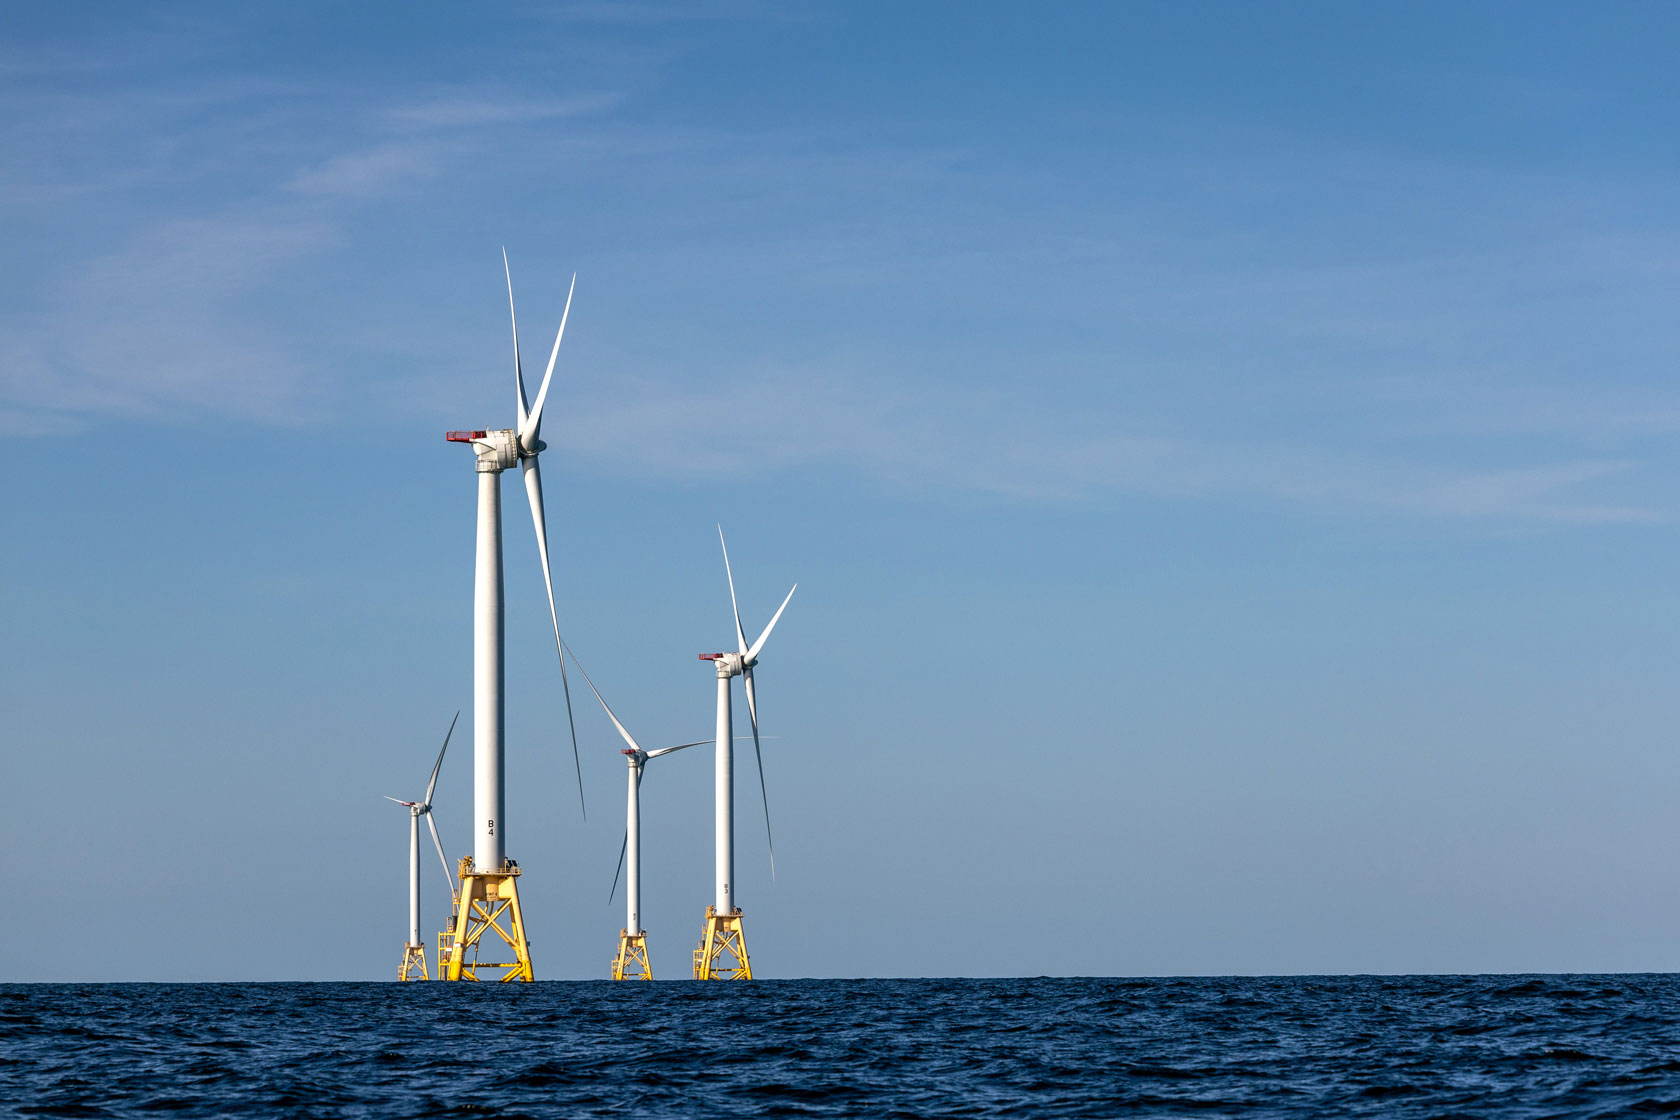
[610, 762, 645, 901]
[384, 796, 414, 806]
[746, 584, 797, 662]
[608, 827, 628, 903]
[523, 455, 586, 819]
[520, 272, 574, 453]
[504, 247, 528, 431]
[424, 709, 459, 806]
[557, 635, 647, 756]
[743, 667, 775, 880]
[645, 738, 714, 760]
[743, 664, 758, 734]
[426, 811, 455, 897]
[718, 525, 748, 654]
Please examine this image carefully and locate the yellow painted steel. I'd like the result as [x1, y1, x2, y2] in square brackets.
[440, 856, 534, 982]
[398, 942, 429, 982]
[611, 930, 652, 980]
[436, 927, 455, 980]
[692, 905, 752, 980]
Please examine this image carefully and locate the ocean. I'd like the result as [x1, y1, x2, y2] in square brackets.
[5, 975, 1679, 1117]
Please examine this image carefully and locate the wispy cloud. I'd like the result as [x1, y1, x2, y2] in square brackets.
[544, 359, 1662, 524]
[525, 0, 816, 27]
[2, 211, 337, 422]
[2, 9, 1674, 529]
[283, 141, 446, 198]
[384, 91, 623, 131]
[1408, 461, 1653, 523]
[0, 56, 627, 425]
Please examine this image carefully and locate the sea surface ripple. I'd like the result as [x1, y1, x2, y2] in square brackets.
[6, 975, 1680, 1117]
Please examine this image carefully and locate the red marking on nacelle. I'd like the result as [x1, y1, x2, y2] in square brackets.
[622, 748, 636, 756]
[446, 430, 486, 443]
[698, 653, 724, 660]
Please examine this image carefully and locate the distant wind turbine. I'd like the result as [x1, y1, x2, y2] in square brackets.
[388, 711, 458, 982]
[561, 642, 711, 981]
[695, 527, 796, 979]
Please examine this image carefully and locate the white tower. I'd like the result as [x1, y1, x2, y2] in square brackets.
[468, 432, 517, 873]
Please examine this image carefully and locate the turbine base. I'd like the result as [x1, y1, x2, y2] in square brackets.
[440, 856, 534, 982]
[398, 942, 429, 982]
[611, 930, 652, 980]
[693, 905, 752, 980]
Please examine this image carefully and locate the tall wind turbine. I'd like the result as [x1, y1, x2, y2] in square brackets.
[561, 642, 710, 980]
[437, 251, 585, 982]
[388, 712, 458, 982]
[695, 527, 796, 980]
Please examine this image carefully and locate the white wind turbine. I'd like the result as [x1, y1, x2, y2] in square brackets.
[695, 527, 795, 978]
[446, 252, 585, 873]
[560, 642, 711, 979]
[387, 711, 459, 981]
[436, 251, 585, 981]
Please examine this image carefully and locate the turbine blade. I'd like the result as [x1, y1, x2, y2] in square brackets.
[747, 584, 797, 662]
[743, 664, 758, 733]
[424, 709, 459, 806]
[719, 525, 748, 655]
[523, 455, 587, 820]
[384, 796, 412, 806]
[520, 272, 574, 452]
[645, 738, 714, 759]
[743, 667, 775, 880]
[608, 827, 628, 904]
[426, 811, 454, 897]
[556, 635, 646, 755]
[560, 657, 584, 821]
[505, 247, 528, 431]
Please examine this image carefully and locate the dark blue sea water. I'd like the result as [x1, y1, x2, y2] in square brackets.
[5, 976, 1680, 1118]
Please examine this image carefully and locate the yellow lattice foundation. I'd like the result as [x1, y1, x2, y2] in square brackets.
[398, 942, 429, 981]
[611, 931, 652, 980]
[441, 856, 533, 982]
[692, 905, 752, 980]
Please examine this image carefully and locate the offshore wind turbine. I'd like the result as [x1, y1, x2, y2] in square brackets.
[388, 712, 459, 982]
[561, 642, 710, 980]
[436, 251, 585, 982]
[610, 741, 703, 980]
[695, 527, 796, 979]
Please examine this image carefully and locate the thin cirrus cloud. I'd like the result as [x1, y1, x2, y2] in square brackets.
[286, 90, 626, 195]
[0, 55, 1672, 526]
[548, 362, 1659, 524]
[0, 87, 627, 424]
[383, 90, 624, 131]
[1, 212, 338, 423]
[282, 141, 448, 198]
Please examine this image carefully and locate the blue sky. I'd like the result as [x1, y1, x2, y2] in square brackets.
[4, 1, 1680, 980]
